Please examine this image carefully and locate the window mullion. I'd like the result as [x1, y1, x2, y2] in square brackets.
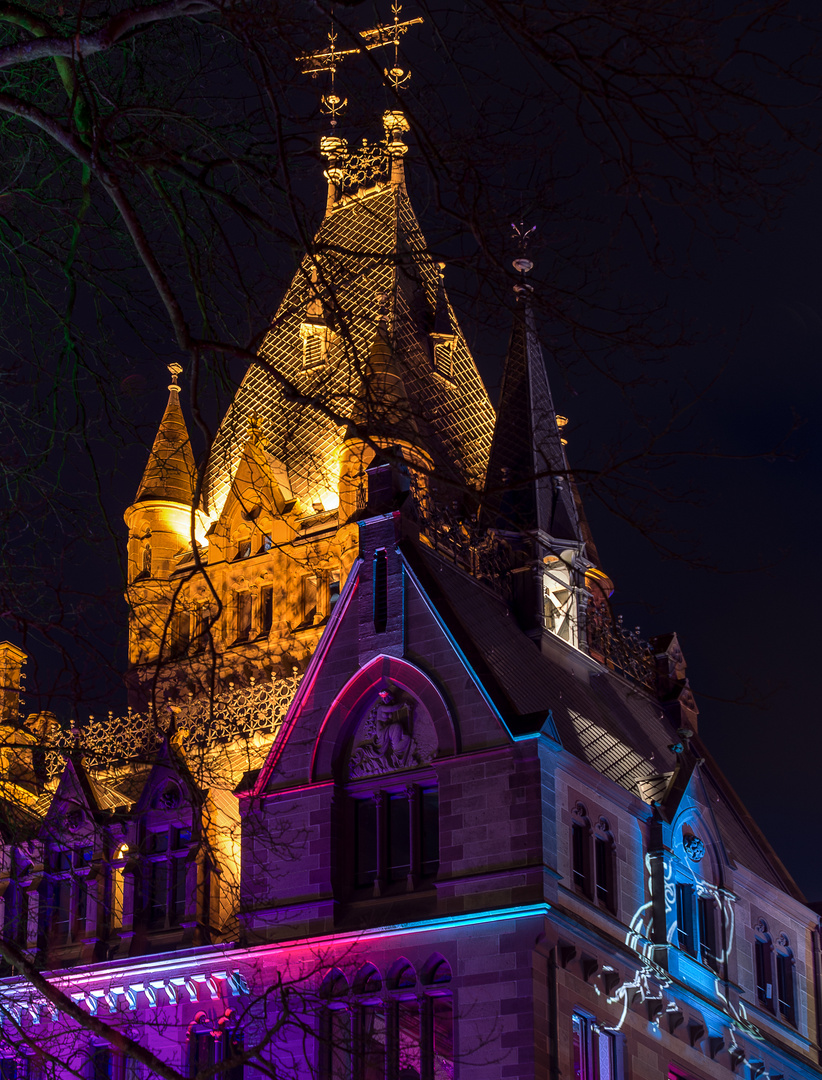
[406, 787, 419, 889]
[374, 793, 386, 897]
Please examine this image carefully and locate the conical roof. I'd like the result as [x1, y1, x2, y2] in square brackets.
[484, 287, 581, 545]
[204, 176, 495, 516]
[134, 376, 197, 506]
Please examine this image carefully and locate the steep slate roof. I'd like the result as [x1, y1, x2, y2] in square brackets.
[405, 541, 799, 897]
[204, 183, 496, 516]
[483, 293, 580, 545]
[134, 383, 197, 506]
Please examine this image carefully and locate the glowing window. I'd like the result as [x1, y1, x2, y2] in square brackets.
[572, 1013, 618, 1080]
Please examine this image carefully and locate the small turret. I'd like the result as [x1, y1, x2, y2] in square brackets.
[124, 364, 202, 595]
[483, 229, 611, 653]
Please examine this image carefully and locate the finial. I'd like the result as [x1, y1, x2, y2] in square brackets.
[297, 22, 359, 130]
[511, 222, 536, 276]
[167, 362, 183, 393]
[360, 3, 423, 92]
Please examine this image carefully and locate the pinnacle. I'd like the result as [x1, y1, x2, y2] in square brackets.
[134, 367, 197, 506]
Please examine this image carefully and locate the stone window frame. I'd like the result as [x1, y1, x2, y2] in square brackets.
[141, 822, 191, 932]
[317, 957, 453, 1080]
[572, 1009, 623, 1080]
[347, 772, 439, 899]
[39, 840, 93, 949]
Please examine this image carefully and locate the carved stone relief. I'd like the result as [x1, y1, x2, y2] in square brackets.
[348, 689, 436, 779]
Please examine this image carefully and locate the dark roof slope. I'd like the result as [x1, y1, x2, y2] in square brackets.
[405, 540, 800, 898]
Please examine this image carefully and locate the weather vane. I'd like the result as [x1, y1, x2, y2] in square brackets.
[511, 222, 536, 275]
[362, 2, 422, 92]
[296, 3, 423, 111]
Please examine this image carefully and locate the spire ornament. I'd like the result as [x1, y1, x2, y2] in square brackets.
[167, 361, 183, 393]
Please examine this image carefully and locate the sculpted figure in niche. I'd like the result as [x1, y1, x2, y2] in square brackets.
[349, 689, 435, 778]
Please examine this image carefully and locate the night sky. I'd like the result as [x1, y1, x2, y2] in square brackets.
[2, 4, 820, 901]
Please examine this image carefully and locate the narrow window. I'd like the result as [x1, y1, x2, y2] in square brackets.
[91, 1048, 112, 1080]
[594, 836, 614, 913]
[189, 1032, 214, 1078]
[572, 1013, 617, 1080]
[430, 998, 453, 1080]
[698, 897, 719, 972]
[224, 1030, 244, 1080]
[433, 341, 454, 379]
[397, 1000, 421, 1080]
[323, 1008, 351, 1080]
[373, 551, 387, 633]
[360, 1004, 386, 1080]
[171, 609, 190, 656]
[777, 951, 795, 1025]
[420, 790, 439, 878]
[302, 575, 318, 625]
[329, 573, 341, 613]
[676, 883, 696, 957]
[170, 856, 187, 926]
[756, 938, 774, 1009]
[354, 800, 378, 889]
[387, 794, 411, 884]
[572, 822, 590, 897]
[235, 591, 252, 642]
[112, 844, 128, 930]
[142, 545, 152, 576]
[236, 539, 252, 560]
[261, 533, 274, 553]
[304, 333, 324, 367]
[260, 586, 274, 635]
[148, 861, 168, 929]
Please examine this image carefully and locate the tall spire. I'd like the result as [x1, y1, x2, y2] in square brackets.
[134, 363, 197, 506]
[483, 231, 581, 548]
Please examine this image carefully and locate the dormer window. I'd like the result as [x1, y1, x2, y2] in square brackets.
[301, 321, 331, 368]
[430, 333, 456, 379]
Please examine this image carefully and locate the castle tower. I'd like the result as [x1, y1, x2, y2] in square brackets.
[124, 111, 496, 706]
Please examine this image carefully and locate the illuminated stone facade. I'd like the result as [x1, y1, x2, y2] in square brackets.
[0, 107, 819, 1080]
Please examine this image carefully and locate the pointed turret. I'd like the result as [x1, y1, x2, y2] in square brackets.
[484, 234, 611, 652]
[134, 363, 196, 506]
[484, 268, 580, 546]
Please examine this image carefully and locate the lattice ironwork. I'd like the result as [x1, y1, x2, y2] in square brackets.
[338, 140, 390, 196]
[410, 479, 658, 693]
[586, 609, 656, 692]
[45, 669, 302, 777]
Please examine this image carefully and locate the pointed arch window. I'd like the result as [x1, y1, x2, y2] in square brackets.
[776, 934, 796, 1026]
[571, 803, 592, 898]
[593, 818, 616, 914]
[754, 919, 774, 1011]
[320, 970, 351, 1080]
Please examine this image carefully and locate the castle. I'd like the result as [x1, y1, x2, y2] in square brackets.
[0, 73, 819, 1080]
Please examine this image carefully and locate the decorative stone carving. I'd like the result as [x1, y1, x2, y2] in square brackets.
[348, 690, 436, 779]
[683, 833, 705, 862]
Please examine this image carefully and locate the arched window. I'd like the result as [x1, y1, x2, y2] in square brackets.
[422, 957, 453, 1080]
[594, 817, 616, 914]
[320, 970, 351, 1080]
[142, 544, 152, 576]
[354, 965, 385, 1080]
[571, 803, 592, 899]
[776, 934, 796, 1026]
[754, 919, 774, 1011]
[388, 961, 419, 1080]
